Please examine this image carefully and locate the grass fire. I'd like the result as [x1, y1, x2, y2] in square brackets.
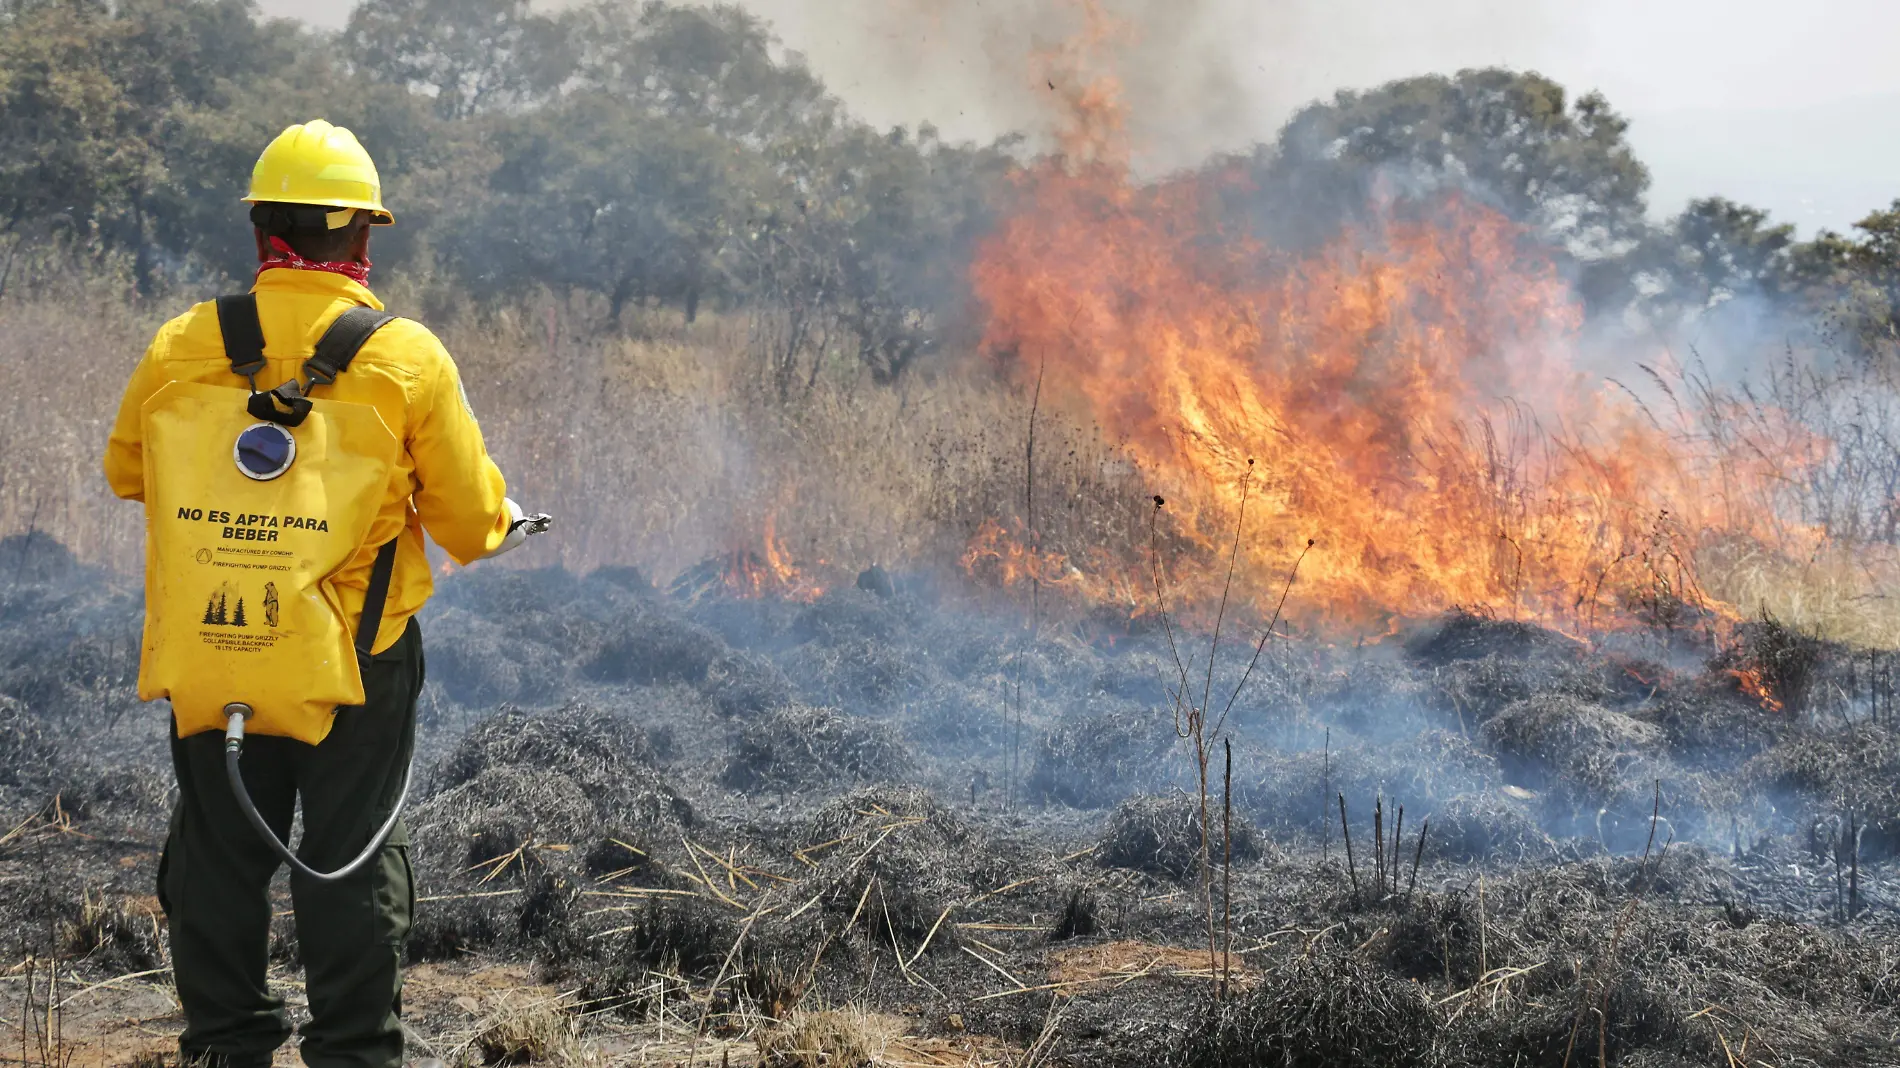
[3, 1, 1900, 1066]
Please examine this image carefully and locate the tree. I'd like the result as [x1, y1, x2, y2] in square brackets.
[780, 123, 1010, 383]
[344, 0, 570, 120]
[0, 1, 155, 249]
[1785, 201, 1900, 361]
[0, 0, 321, 289]
[565, 1, 838, 145]
[1631, 196, 1796, 318]
[1241, 68, 1651, 310]
[461, 92, 748, 324]
[232, 597, 246, 627]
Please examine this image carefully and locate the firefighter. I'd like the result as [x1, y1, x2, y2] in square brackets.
[105, 120, 543, 1068]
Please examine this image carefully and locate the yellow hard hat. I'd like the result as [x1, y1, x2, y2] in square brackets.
[243, 120, 394, 227]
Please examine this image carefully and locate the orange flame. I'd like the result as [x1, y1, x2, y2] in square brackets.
[722, 513, 825, 601]
[966, 43, 1825, 635]
[960, 516, 1146, 615]
[1728, 666, 1784, 713]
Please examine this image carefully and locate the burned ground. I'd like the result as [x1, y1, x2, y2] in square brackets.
[3, 539, 1899, 1065]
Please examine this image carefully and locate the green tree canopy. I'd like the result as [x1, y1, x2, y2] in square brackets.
[344, 0, 570, 119]
[1242, 68, 1651, 309]
[1643, 196, 1796, 313]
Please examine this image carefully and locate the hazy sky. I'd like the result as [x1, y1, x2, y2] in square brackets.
[264, 0, 1900, 235]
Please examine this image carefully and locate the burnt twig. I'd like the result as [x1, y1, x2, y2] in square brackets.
[1339, 793, 1361, 906]
[1222, 738, 1234, 998]
[1406, 818, 1429, 907]
[1321, 727, 1330, 862]
[1373, 797, 1386, 901]
[1850, 814, 1863, 920]
[1392, 804, 1404, 897]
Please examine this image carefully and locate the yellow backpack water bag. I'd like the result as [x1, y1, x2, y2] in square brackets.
[138, 295, 402, 745]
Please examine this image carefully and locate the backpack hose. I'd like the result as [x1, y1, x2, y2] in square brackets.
[223, 703, 412, 882]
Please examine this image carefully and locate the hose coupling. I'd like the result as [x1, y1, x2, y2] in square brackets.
[223, 702, 254, 753]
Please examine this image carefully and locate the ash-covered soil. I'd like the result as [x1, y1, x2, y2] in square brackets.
[3, 530, 1899, 1067]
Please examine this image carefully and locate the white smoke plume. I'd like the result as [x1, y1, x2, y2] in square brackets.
[738, 0, 1559, 172]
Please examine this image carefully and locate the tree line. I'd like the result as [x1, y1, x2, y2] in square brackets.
[3, 0, 1898, 375]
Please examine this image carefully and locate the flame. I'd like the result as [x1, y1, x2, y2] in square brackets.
[965, 38, 1826, 635]
[1727, 666, 1784, 713]
[960, 516, 1145, 615]
[722, 513, 825, 601]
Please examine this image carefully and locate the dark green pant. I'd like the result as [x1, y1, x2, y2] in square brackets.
[159, 619, 422, 1068]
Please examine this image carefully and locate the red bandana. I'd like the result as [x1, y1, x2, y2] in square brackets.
[255, 236, 372, 286]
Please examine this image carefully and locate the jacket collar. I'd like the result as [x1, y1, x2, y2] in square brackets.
[252, 266, 385, 312]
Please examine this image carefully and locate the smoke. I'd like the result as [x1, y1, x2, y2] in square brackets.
[738, 0, 1556, 172]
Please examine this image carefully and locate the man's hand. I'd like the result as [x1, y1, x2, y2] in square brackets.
[488, 499, 552, 558]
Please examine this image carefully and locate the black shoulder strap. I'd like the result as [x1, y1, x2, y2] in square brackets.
[306, 307, 400, 386]
[355, 538, 401, 669]
[216, 295, 267, 379]
[336, 312, 405, 662]
[239, 305, 403, 428]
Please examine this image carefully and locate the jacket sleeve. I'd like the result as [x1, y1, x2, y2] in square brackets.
[409, 345, 514, 564]
[103, 340, 170, 502]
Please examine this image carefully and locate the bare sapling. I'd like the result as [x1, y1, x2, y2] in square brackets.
[1147, 468, 1310, 1000]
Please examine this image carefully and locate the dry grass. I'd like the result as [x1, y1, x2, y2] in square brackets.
[452, 989, 600, 1067]
[0, 272, 156, 569]
[1047, 940, 1247, 984]
[753, 1008, 1018, 1068]
[1698, 536, 1900, 650]
[755, 1008, 893, 1068]
[0, 272, 1143, 600]
[440, 295, 1146, 588]
[5, 266, 1899, 650]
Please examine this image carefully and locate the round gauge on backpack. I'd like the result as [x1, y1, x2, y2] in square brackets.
[234, 422, 296, 481]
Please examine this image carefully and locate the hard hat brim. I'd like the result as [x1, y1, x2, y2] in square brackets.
[240, 195, 394, 226]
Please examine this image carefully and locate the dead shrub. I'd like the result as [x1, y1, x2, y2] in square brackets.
[722, 704, 914, 790]
[584, 601, 728, 685]
[1099, 792, 1264, 882]
[1423, 793, 1553, 863]
[1479, 693, 1663, 788]
[1169, 942, 1436, 1068]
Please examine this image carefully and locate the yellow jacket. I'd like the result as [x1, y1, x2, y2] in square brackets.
[105, 267, 512, 654]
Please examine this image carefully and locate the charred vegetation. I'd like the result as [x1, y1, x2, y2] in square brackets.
[2, 540, 1898, 1064]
